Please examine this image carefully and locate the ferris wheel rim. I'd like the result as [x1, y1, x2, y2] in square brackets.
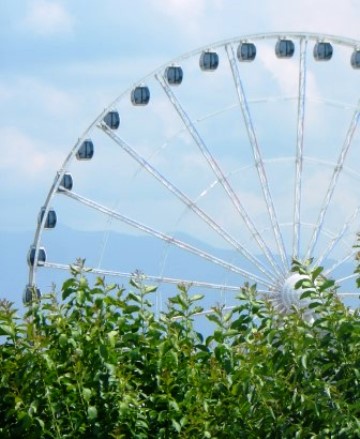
[28, 31, 360, 310]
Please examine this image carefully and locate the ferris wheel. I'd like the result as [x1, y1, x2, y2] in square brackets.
[26, 32, 360, 313]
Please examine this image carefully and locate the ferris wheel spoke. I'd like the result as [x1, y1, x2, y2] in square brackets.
[99, 125, 278, 283]
[293, 38, 308, 260]
[336, 292, 360, 297]
[196, 96, 297, 124]
[156, 72, 285, 279]
[44, 260, 272, 295]
[315, 206, 360, 267]
[323, 247, 356, 278]
[304, 156, 360, 180]
[336, 273, 358, 285]
[306, 99, 360, 259]
[61, 189, 274, 288]
[225, 43, 288, 272]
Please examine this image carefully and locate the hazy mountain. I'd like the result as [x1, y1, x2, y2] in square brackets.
[1, 226, 358, 313]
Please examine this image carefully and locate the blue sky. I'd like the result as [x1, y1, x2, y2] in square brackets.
[1, 1, 359, 233]
[1, 0, 360, 309]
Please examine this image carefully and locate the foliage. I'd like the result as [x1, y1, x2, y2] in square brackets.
[0, 261, 360, 438]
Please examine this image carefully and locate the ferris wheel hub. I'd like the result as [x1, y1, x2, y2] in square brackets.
[279, 273, 308, 310]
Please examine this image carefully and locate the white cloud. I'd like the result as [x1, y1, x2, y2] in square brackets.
[259, 43, 319, 98]
[0, 127, 63, 181]
[148, 0, 359, 51]
[0, 77, 80, 120]
[262, 0, 360, 41]
[148, 0, 226, 42]
[0, 85, 12, 102]
[23, 0, 74, 36]
[150, 0, 207, 21]
[26, 79, 79, 117]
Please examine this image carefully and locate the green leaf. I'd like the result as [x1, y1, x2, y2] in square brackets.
[123, 305, 140, 314]
[78, 276, 88, 288]
[224, 311, 233, 322]
[169, 400, 180, 412]
[318, 279, 335, 292]
[308, 301, 323, 309]
[43, 353, 54, 369]
[94, 297, 104, 308]
[82, 388, 92, 402]
[105, 362, 117, 378]
[301, 354, 307, 370]
[296, 279, 313, 289]
[165, 350, 178, 367]
[127, 292, 141, 303]
[300, 291, 314, 300]
[107, 330, 118, 348]
[0, 324, 15, 337]
[35, 417, 45, 430]
[172, 419, 181, 433]
[99, 344, 108, 360]
[59, 333, 67, 348]
[144, 285, 157, 294]
[207, 313, 222, 325]
[76, 289, 85, 304]
[17, 411, 32, 428]
[62, 279, 76, 300]
[311, 266, 323, 281]
[87, 406, 98, 420]
[189, 294, 204, 303]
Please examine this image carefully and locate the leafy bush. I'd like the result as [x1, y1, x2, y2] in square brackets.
[0, 261, 359, 438]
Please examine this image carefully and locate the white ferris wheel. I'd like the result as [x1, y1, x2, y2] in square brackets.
[26, 32, 360, 314]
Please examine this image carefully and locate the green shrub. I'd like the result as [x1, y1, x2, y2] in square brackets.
[0, 261, 359, 438]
